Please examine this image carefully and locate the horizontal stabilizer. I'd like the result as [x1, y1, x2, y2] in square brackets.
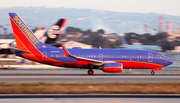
[8, 47, 30, 53]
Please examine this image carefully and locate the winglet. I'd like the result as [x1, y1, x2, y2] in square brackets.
[60, 42, 73, 57]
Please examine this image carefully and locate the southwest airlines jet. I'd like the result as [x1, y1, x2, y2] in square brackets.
[9, 13, 173, 75]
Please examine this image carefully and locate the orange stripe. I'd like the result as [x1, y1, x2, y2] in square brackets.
[14, 33, 41, 62]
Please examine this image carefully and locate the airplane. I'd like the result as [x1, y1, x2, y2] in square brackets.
[0, 18, 67, 55]
[9, 13, 173, 75]
[119, 36, 162, 52]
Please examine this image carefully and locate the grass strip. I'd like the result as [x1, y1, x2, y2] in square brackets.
[0, 82, 179, 94]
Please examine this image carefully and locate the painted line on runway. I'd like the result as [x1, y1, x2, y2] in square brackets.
[0, 94, 180, 98]
[0, 76, 180, 79]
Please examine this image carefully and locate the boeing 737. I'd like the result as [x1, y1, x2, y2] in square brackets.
[119, 36, 162, 52]
[9, 13, 173, 75]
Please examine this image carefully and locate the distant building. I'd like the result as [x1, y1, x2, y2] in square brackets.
[177, 28, 180, 34]
[60, 32, 83, 42]
[174, 46, 180, 52]
[64, 40, 92, 49]
[159, 17, 163, 32]
[101, 33, 119, 43]
[167, 22, 172, 35]
[144, 24, 148, 33]
[167, 34, 180, 42]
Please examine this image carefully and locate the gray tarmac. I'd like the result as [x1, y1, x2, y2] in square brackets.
[0, 66, 179, 83]
[0, 75, 179, 83]
[0, 94, 179, 103]
[0, 66, 180, 75]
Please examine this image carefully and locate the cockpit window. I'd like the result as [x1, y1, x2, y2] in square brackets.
[158, 55, 165, 58]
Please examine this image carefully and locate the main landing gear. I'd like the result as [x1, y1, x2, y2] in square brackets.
[88, 69, 94, 75]
[151, 71, 155, 75]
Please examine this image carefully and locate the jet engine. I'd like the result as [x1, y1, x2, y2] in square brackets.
[102, 62, 123, 72]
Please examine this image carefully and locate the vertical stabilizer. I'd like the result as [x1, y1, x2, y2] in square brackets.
[9, 13, 56, 62]
[45, 19, 67, 44]
[9, 13, 55, 51]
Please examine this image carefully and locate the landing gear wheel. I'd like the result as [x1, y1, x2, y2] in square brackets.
[151, 71, 155, 75]
[88, 70, 94, 75]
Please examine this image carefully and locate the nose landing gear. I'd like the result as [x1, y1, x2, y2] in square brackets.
[88, 69, 94, 75]
[151, 71, 155, 75]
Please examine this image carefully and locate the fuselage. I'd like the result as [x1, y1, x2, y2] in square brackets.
[16, 48, 173, 69]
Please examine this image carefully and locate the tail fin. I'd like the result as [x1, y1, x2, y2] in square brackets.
[9, 13, 54, 51]
[44, 19, 67, 44]
[34, 27, 46, 41]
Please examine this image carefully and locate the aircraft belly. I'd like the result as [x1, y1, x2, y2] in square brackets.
[116, 61, 164, 69]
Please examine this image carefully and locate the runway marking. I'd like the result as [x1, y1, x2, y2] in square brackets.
[53, 70, 59, 73]
[0, 76, 173, 78]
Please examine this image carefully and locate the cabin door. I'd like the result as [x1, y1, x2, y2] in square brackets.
[148, 53, 153, 62]
[99, 54, 103, 60]
[42, 52, 47, 61]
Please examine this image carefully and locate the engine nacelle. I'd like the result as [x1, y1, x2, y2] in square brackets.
[102, 62, 123, 72]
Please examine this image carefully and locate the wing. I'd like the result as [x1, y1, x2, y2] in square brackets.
[60, 42, 104, 65]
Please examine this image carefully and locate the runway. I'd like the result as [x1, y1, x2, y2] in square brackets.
[0, 75, 179, 83]
[0, 94, 179, 103]
[0, 66, 180, 75]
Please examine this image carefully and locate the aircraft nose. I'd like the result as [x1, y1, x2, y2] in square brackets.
[165, 57, 173, 65]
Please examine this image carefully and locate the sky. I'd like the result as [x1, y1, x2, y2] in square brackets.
[1, 0, 180, 16]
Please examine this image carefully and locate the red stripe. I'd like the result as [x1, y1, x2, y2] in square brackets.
[116, 61, 164, 69]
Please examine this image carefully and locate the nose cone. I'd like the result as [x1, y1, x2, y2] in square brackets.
[165, 57, 173, 66]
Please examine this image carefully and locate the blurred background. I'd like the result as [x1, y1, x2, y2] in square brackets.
[0, 0, 180, 67]
[0, 0, 180, 102]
